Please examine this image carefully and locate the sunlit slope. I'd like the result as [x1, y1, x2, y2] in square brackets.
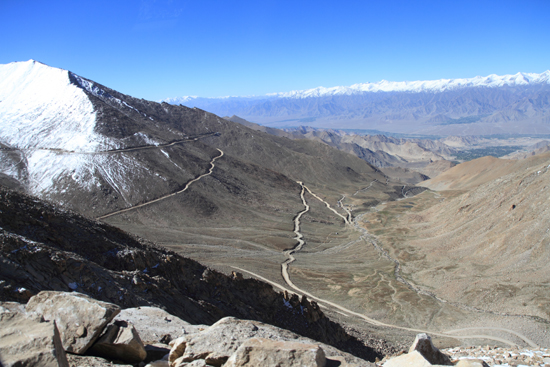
[420, 153, 550, 190]
[382, 153, 550, 319]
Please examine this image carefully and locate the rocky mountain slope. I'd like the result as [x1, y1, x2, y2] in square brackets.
[4, 60, 548, 354]
[224, 117, 456, 182]
[0, 184, 392, 362]
[0, 60, 395, 217]
[166, 71, 550, 135]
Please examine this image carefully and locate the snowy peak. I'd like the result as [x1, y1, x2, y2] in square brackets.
[0, 60, 110, 151]
[271, 70, 550, 99]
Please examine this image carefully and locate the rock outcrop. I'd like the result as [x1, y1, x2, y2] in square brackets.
[408, 333, 453, 365]
[166, 317, 372, 367]
[26, 291, 121, 354]
[0, 293, 375, 367]
[0, 185, 386, 361]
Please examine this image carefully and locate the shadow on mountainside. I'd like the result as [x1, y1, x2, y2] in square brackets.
[0, 185, 399, 361]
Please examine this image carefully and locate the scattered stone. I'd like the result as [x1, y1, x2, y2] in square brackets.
[455, 359, 489, 367]
[173, 359, 208, 367]
[408, 333, 453, 365]
[66, 354, 133, 367]
[88, 320, 147, 364]
[0, 303, 69, 367]
[26, 291, 121, 354]
[224, 337, 327, 367]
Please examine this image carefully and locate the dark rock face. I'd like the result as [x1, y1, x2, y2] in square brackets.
[0, 185, 382, 361]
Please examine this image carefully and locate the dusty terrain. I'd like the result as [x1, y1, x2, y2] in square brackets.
[356, 154, 550, 348]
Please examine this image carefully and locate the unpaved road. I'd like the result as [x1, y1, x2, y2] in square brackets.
[97, 149, 224, 220]
[2, 132, 218, 155]
[274, 181, 538, 348]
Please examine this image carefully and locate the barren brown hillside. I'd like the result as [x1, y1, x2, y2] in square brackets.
[364, 153, 550, 322]
[420, 152, 550, 190]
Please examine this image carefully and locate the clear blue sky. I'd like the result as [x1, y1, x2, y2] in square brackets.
[1, 0, 549, 100]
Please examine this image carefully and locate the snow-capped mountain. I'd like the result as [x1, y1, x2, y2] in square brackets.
[0, 60, 107, 152]
[165, 71, 550, 134]
[0, 60, 386, 222]
[167, 71, 550, 103]
[0, 60, 219, 209]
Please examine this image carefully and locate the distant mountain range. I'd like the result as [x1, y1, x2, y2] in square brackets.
[165, 71, 550, 135]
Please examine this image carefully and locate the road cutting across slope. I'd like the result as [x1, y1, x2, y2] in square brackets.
[2, 132, 219, 155]
[97, 149, 224, 220]
[273, 181, 536, 348]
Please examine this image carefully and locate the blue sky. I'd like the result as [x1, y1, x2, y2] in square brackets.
[1, 0, 549, 100]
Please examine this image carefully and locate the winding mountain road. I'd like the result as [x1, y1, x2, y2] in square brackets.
[273, 181, 538, 348]
[97, 149, 224, 220]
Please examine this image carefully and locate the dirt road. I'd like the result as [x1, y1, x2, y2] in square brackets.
[97, 149, 224, 220]
[274, 181, 537, 348]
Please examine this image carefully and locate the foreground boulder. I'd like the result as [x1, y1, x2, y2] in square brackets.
[0, 302, 68, 367]
[408, 334, 453, 366]
[88, 320, 147, 363]
[383, 350, 433, 367]
[167, 317, 373, 366]
[26, 291, 121, 354]
[114, 306, 201, 344]
[383, 333, 455, 367]
[224, 337, 327, 367]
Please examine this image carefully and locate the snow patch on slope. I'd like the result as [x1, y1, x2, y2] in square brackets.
[71, 73, 148, 118]
[0, 60, 113, 152]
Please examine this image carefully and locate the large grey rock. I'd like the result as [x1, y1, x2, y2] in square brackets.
[167, 317, 372, 367]
[88, 320, 147, 364]
[114, 306, 197, 344]
[408, 333, 453, 365]
[26, 291, 121, 354]
[224, 337, 327, 367]
[0, 303, 69, 367]
[383, 350, 432, 367]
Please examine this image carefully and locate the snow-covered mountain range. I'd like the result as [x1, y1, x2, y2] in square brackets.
[271, 71, 550, 98]
[165, 70, 550, 134]
[168, 70, 550, 102]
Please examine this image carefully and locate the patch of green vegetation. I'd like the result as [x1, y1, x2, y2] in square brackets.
[440, 115, 488, 125]
[454, 146, 523, 161]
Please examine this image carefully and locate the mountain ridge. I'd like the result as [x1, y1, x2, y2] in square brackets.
[165, 70, 550, 101]
[163, 69, 550, 135]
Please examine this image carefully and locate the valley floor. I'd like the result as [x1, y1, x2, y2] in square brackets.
[107, 171, 549, 351]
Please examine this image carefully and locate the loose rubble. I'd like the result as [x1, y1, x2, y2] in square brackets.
[380, 335, 550, 367]
[441, 345, 550, 367]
